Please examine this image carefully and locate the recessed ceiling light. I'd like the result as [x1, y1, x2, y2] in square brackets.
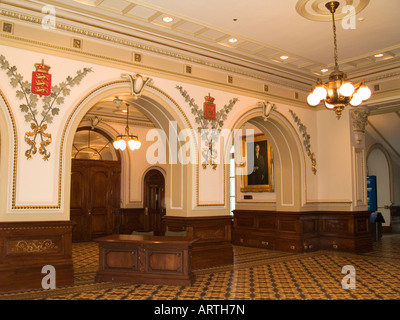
[162, 16, 173, 23]
[321, 68, 329, 73]
[280, 55, 289, 60]
[374, 53, 384, 58]
[228, 37, 238, 43]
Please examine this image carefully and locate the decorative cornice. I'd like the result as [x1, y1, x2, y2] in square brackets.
[0, 8, 311, 91]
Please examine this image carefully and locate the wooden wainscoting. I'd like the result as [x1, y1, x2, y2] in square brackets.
[232, 210, 319, 253]
[232, 210, 372, 254]
[319, 211, 373, 253]
[0, 221, 75, 292]
[114, 208, 146, 234]
[390, 206, 400, 233]
[163, 216, 234, 270]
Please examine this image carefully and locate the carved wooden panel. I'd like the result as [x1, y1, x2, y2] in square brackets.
[114, 208, 146, 234]
[257, 215, 275, 230]
[278, 219, 297, 232]
[235, 215, 254, 228]
[0, 221, 74, 293]
[147, 251, 183, 273]
[355, 217, 368, 233]
[194, 226, 225, 241]
[105, 250, 137, 270]
[323, 219, 349, 233]
[302, 220, 318, 233]
[8, 238, 61, 255]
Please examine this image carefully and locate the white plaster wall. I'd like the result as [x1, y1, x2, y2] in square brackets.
[0, 44, 364, 221]
[316, 108, 353, 203]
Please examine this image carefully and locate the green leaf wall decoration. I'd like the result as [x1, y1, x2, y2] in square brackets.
[176, 85, 238, 169]
[289, 109, 317, 175]
[0, 55, 92, 160]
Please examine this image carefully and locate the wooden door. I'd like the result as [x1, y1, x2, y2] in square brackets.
[143, 169, 165, 235]
[70, 159, 121, 241]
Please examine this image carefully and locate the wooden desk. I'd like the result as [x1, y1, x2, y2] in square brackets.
[95, 234, 198, 286]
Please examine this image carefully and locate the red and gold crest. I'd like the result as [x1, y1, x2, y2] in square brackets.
[31, 59, 51, 97]
[204, 93, 216, 120]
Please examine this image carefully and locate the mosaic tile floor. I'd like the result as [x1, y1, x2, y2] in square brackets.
[1, 234, 400, 301]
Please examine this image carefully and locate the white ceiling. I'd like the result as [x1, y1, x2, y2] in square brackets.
[45, 0, 400, 79]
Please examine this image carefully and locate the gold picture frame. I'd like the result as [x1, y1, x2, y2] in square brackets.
[240, 133, 274, 192]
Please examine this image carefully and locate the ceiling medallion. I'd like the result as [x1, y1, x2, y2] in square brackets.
[296, 0, 370, 22]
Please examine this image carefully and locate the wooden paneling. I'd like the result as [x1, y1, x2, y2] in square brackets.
[114, 208, 146, 234]
[0, 221, 75, 292]
[391, 206, 400, 233]
[95, 234, 196, 286]
[233, 210, 372, 253]
[163, 216, 233, 269]
[319, 212, 372, 253]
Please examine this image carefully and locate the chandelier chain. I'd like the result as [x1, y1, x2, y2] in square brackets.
[331, 9, 339, 70]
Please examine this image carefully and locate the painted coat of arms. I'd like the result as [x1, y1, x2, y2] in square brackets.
[31, 60, 52, 97]
[203, 93, 216, 120]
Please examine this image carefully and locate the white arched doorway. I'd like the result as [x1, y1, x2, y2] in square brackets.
[230, 107, 306, 211]
[61, 80, 192, 224]
[367, 145, 393, 230]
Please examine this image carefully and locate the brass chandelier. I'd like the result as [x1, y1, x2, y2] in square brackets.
[113, 101, 141, 151]
[307, 1, 371, 119]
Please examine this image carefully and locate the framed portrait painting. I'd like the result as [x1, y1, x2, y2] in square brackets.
[240, 133, 274, 192]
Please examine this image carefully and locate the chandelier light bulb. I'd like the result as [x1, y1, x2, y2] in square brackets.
[119, 140, 127, 151]
[339, 82, 355, 97]
[128, 139, 136, 150]
[358, 85, 372, 101]
[307, 93, 320, 107]
[135, 140, 141, 149]
[324, 101, 335, 109]
[350, 93, 362, 106]
[314, 86, 327, 100]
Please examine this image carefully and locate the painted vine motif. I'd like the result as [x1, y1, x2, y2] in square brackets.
[289, 109, 317, 174]
[176, 85, 238, 169]
[0, 55, 92, 160]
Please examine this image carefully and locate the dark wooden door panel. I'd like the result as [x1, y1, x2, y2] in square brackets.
[144, 170, 165, 235]
[71, 159, 120, 242]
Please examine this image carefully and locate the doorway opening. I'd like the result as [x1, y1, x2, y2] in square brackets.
[70, 127, 121, 242]
[143, 169, 165, 235]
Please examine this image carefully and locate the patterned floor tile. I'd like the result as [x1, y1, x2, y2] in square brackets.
[1, 234, 400, 300]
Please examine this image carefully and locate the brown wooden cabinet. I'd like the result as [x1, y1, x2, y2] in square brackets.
[95, 234, 197, 286]
[70, 159, 120, 241]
